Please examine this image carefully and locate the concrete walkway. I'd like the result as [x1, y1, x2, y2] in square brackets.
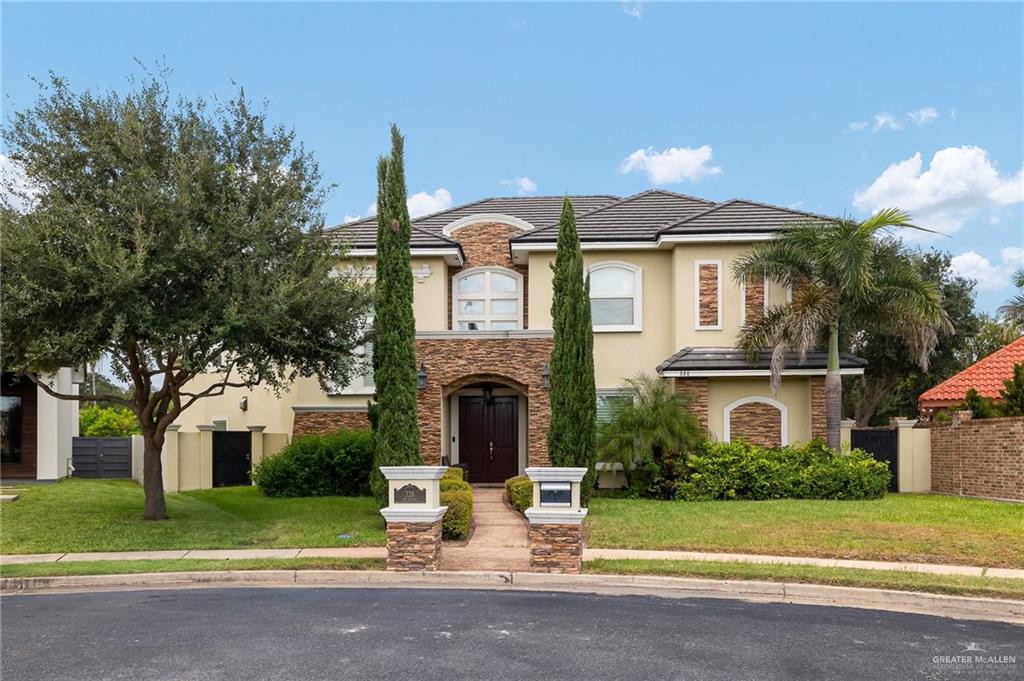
[439, 486, 530, 571]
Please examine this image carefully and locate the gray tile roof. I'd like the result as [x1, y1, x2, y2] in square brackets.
[327, 195, 620, 250]
[659, 199, 834, 235]
[656, 347, 867, 374]
[511, 190, 715, 243]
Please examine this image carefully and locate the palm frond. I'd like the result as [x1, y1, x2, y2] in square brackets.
[730, 239, 813, 287]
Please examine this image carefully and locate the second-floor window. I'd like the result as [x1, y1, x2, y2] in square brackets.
[588, 261, 642, 332]
[453, 267, 523, 331]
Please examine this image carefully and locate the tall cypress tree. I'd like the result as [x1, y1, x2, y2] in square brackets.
[547, 197, 598, 503]
[370, 125, 423, 506]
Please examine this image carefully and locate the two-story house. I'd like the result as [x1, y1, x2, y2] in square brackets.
[173, 190, 866, 483]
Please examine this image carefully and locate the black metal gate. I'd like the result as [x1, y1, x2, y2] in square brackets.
[850, 428, 898, 492]
[72, 437, 132, 478]
[212, 431, 252, 487]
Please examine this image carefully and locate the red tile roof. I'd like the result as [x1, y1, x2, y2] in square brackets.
[919, 335, 1024, 406]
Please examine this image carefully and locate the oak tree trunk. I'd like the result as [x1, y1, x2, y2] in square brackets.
[141, 426, 168, 520]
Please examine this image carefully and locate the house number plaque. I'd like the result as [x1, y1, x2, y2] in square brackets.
[394, 483, 427, 504]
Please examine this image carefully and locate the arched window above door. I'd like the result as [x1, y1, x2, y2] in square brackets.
[452, 267, 523, 331]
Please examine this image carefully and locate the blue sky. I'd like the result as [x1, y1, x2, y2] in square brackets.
[3, 2, 1022, 312]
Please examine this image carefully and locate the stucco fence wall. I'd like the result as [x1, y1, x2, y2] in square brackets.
[131, 427, 290, 492]
[928, 414, 1024, 502]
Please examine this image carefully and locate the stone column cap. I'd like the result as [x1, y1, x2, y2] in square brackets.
[196, 424, 216, 432]
[379, 465, 448, 480]
[525, 508, 589, 525]
[840, 419, 856, 427]
[166, 424, 182, 432]
[891, 418, 919, 428]
[246, 425, 267, 432]
[525, 467, 589, 483]
[380, 506, 448, 523]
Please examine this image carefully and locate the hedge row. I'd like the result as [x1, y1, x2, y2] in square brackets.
[440, 467, 472, 540]
[505, 475, 532, 513]
[254, 430, 374, 497]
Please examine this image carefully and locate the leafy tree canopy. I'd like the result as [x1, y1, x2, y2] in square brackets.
[1, 70, 370, 518]
[844, 248, 980, 425]
[80, 405, 142, 437]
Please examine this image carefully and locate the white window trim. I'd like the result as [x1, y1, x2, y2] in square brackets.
[693, 259, 723, 331]
[587, 261, 643, 332]
[596, 388, 636, 424]
[452, 266, 524, 331]
[333, 312, 375, 396]
[723, 395, 789, 445]
[739, 276, 769, 327]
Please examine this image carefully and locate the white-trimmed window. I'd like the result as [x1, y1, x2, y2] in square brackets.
[452, 267, 523, 331]
[694, 260, 723, 330]
[597, 389, 634, 425]
[336, 311, 375, 395]
[588, 261, 642, 331]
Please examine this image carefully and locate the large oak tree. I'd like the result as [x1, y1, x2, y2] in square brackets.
[1, 73, 370, 519]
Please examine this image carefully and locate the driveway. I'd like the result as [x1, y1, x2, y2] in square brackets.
[2, 587, 1020, 680]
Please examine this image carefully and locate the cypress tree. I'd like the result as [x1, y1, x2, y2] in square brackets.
[370, 125, 423, 506]
[547, 197, 598, 503]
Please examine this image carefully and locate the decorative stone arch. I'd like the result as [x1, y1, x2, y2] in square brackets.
[441, 213, 536, 237]
[723, 395, 789, 446]
[443, 372, 529, 397]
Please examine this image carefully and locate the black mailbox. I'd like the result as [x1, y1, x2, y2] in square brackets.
[539, 481, 571, 507]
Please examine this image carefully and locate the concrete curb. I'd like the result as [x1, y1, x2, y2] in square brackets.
[2, 570, 1020, 625]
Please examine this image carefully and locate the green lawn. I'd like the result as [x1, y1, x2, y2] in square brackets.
[585, 494, 1024, 568]
[0, 557, 384, 578]
[585, 559, 1024, 601]
[0, 479, 386, 555]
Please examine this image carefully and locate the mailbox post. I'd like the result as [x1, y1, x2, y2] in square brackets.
[524, 467, 589, 573]
[379, 466, 448, 571]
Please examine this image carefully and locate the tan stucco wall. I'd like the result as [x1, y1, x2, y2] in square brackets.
[672, 243, 766, 350]
[528, 250, 677, 388]
[172, 371, 298, 433]
[706, 377, 813, 445]
[411, 256, 449, 331]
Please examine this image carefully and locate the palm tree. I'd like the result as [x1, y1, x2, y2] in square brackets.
[597, 373, 702, 489]
[732, 209, 948, 450]
[998, 267, 1024, 327]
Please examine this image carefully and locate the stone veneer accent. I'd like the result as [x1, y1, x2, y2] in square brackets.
[415, 335, 553, 467]
[529, 524, 583, 574]
[728, 401, 783, 447]
[293, 410, 370, 435]
[698, 263, 720, 327]
[810, 377, 826, 441]
[446, 222, 529, 329]
[675, 378, 709, 430]
[385, 520, 443, 571]
[744, 276, 765, 324]
[929, 415, 1024, 501]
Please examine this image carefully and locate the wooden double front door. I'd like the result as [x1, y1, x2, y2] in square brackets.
[458, 396, 518, 484]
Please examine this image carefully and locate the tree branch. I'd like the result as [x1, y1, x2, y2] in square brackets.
[24, 373, 135, 409]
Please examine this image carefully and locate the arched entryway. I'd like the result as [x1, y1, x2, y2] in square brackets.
[444, 375, 527, 484]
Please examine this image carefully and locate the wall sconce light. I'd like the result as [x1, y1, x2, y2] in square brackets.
[417, 363, 428, 390]
[542, 362, 550, 390]
[239, 395, 248, 412]
[483, 386, 494, 405]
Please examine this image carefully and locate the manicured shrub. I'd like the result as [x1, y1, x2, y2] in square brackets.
[254, 429, 375, 497]
[670, 440, 890, 502]
[442, 467, 464, 481]
[441, 488, 473, 540]
[505, 475, 532, 513]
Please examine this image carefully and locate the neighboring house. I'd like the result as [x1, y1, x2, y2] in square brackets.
[0, 369, 80, 480]
[174, 190, 866, 482]
[918, 335, 1024, 414]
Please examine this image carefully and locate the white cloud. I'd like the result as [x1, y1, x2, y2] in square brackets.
[501, 176, 537, 196]
[853, 146, 1024, 232]
[951, 247, 1024, 291]
[848, 121, 869, 132]
[619, 145, 721, 184]
[907, 107, 939, 127]
[0, 154, 41, 212]
[343, 214, 363, 223]
[366, 187, 453, 219]
[873, 112, 903, 132]
[621, 1, 644, 19]
[950, 108, 958, 121]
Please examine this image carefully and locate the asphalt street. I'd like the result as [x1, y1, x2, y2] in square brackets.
[1, 587, 1020, 680]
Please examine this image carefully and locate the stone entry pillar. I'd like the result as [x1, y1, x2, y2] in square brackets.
[379, 466, 448, 571]
[524, 467, 589, 574]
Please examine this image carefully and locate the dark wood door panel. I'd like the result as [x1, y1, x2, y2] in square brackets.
[458, 395, 519, 484]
